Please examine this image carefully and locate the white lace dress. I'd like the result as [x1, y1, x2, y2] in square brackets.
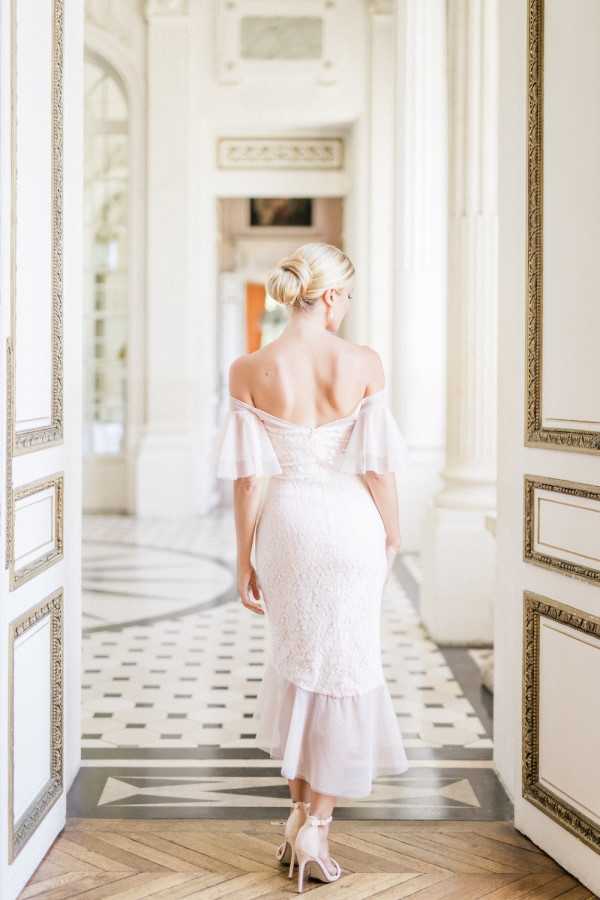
[214, 388, 410, 798]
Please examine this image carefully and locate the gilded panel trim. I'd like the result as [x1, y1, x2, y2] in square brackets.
[525, 0, 600, 452]
[522, 591, 600, 852]
[5, 338, 14, 570]
[8, 589, 64, 863]
[7, 472, 64, 591]
[524, 474, 600, 586]
[9, 0, 64, 455]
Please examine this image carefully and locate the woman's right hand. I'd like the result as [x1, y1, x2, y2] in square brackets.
[385, 534, 402, 575]
[386, 533, 402, 555]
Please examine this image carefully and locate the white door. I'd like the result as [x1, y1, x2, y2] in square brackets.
[0, 1, 83, 897]
[497, 0, 600, 893]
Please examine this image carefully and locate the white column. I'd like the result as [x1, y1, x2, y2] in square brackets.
[135, 0, 194, 517]
[393, 0, 448, 552]
[366, 1, 395, 372]
[420, 0, 499, 643]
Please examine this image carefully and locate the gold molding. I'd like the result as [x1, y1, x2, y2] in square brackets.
[8, 589, 64, 863]
[522, 591, 600, 853]
[5, 338, 14, 570]
[9, 0, 64, 455]
[524, 0, 600, 453]
[524, 474, 600, 586]
[7, 472, 64, 591]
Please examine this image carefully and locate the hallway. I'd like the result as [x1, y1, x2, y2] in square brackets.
[69, 513, 509, 823]
[28, 513, 597, 897]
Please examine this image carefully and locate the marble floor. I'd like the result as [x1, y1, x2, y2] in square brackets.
[69, 512, 509, 822]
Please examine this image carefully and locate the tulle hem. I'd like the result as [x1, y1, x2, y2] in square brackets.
[254, 661, 410, 799]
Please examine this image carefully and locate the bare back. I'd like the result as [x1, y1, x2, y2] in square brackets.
[229, 330, 385, 427]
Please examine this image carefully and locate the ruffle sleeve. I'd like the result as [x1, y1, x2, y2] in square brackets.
[337, 390, 409, 475]
[213, 402, 282, 480]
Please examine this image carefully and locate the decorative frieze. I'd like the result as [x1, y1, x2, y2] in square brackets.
[217, 137, 344, 170]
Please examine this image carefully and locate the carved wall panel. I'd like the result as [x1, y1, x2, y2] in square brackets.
[522, 591, 600, 853]
[524, 475, 600, 585]
[525, 0, 600, 452]
[216, 0, 339, 85]
[8, 590, 64, 862]
[7, 473, 64, 591]
[9, 0, 64, 454]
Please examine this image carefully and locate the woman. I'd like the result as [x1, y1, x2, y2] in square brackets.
[215, 242, 409, 892]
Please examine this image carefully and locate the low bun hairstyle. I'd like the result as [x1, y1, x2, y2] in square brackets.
[266, 242, 355, 311]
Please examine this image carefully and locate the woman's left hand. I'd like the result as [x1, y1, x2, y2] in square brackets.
[237, 562, 265, 615]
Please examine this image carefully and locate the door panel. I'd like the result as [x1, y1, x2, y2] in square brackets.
[498, 0, 600, 893]
[1, 1, 83, 897]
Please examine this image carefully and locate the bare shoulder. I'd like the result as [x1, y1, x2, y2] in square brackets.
[228, 352, 256, 402]
[358, 344, 386, 392]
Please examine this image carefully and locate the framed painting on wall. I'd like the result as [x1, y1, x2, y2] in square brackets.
[249, 198, 313, 227]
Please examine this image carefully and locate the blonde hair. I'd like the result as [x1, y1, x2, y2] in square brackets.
[266, 242, 355, 311]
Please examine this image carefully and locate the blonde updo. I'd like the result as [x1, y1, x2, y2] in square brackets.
[266, 242, 355, 311]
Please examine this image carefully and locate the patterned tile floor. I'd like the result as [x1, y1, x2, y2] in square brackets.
[70, 512, 509, 821]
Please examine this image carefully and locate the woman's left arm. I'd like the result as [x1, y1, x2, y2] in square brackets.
[233, 475, 265, 615]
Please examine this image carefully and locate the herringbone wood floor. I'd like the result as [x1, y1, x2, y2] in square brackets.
[20, 819, 595, 899]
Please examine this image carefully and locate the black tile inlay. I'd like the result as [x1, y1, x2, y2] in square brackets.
[68, 764, 513, 821]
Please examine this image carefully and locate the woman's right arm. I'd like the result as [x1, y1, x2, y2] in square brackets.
[359, 345, 402, 555]
[362, 471, 402, 553]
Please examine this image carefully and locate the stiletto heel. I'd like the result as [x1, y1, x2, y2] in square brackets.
[297, 857, 308, 893]
[275, 799, 310, 872]
[294, 813, 342, 892]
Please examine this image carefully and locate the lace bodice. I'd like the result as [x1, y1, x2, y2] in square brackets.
[214, 388, 408, 480]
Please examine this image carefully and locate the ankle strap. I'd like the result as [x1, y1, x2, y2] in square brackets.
[307, 813, 332, 826]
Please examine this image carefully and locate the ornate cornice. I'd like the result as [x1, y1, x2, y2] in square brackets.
[145, 0, 189, 20]
[367, 0, 394, 14]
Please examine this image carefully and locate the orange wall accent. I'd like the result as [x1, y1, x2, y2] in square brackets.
[245, 282, 266, 352]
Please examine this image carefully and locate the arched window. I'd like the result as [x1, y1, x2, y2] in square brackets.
[83, 54, 129, 455]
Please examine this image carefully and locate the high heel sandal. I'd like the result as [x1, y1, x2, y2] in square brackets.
[294, 813, 342, 892]
[275, 799, 311, 877]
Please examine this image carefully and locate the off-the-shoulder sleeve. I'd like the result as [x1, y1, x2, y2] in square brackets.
[337, 390, 409, 475]
[213, 404, 282, 480]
